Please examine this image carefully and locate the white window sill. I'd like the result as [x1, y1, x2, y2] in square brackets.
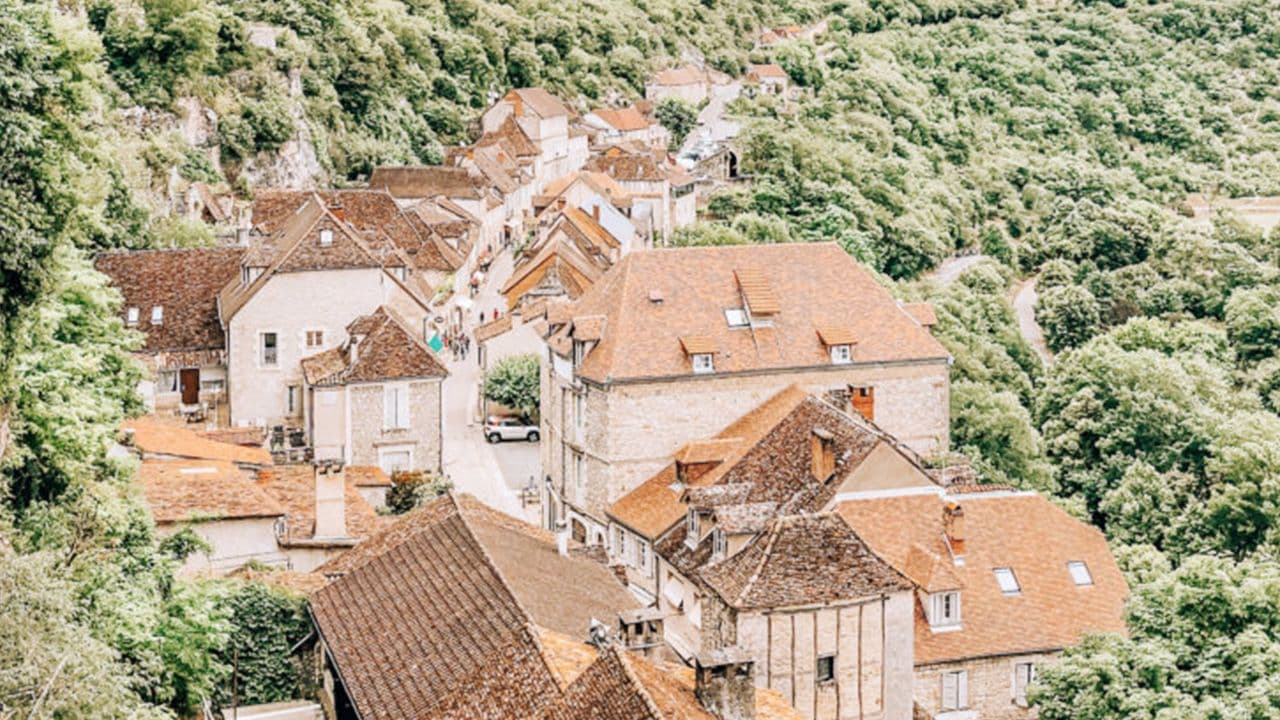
[935, 711, 976, 720]
[929, 624, 963, 634]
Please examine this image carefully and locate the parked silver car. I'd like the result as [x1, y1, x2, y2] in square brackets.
[484, 415, 539, 443]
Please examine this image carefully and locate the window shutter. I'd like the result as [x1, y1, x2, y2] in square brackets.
[384, 386, 396, 428]
[396, 385, 410, 428]
[958, 671, 969, 709]
[942, 673, 956, 710]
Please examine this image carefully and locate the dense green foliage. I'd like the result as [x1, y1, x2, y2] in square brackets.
[386, 471, 454, 514]
[655, 97, 699, 149]
[215, 582, 312, 708]
[483, 353, 541, 419]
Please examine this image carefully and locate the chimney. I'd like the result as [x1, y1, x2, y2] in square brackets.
[555, 519, 569, 557]
[943, 501, 965, 560]
[810, 427, 835, 481]
[591, 204, 601, 221]
[236, 226, 250, 246]
[694, 648, 757, 720]
[329, 200, 345, 221]
[617, 608, 665, 659]
[512, 95, 524, 117]
[314, 463, 347, 539]
[466, 148, 475, 162]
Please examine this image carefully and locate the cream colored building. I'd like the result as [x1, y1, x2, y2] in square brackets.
[481, 88, 589, 193]
[301, 307, 448, 474]
[217, 195, 436, 431]
[539, 243, 951, 544]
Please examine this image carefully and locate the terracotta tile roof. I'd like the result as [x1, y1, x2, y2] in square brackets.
[301, 307, 448, 385]
[586, 147, 670, 182]
[571, 314, 606, 342]
[367, 166, 484, 200]
[195, 426, 266, 447]
[539, 171, 633, 210]
[311, 493, 648, 720]
[554, 244, 950, 383]
[562, 205, 622, 251]
[700, 513, 912, 610]
[139, 459, 285, 523]
[815, 326, 857, 346]
[478, 116, 540, 158]
[649, 66, 711, 87]
[836, 487, 1129, 664]
[226, 565, 330, 595]
[747, 63, 788, 81]
[254, 465, 386, 544]
[506, 87, 573, 119]
[712, 502, 778, 534]
[124, 416, 272, 466]
[683, 483, 751, 508]
[95, 247, 244, 354]
[500, 233, 609, 305]
[591, 106, 652, 132]
[251, 189, 466, 272]
[474, 315, 513, 344]
[903, 301, 938, 327]
[346, 465, 391, 487]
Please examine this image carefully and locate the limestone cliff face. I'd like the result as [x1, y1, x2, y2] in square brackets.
[234, 70, 325, 191]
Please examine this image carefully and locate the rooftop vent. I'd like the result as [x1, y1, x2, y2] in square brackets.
[648, 289, 664, 304]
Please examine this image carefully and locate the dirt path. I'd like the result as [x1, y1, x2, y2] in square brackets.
[1010, 276, 1053, 364]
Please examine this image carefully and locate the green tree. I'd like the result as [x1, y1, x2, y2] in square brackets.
[482, 353, 540, 419]
[655, 97, 698, 148]
[1036, 284, 1102, 353]
[1224, 285, 1280, 363]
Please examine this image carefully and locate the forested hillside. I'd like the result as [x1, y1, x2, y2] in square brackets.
[6, 0, 1280, 716]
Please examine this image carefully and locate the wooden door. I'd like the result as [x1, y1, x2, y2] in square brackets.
[180, 368, 200, 404]
[851, 385, 875, 422]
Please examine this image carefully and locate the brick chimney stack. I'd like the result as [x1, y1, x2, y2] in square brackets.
[944, 501, 965, 560]
[329, 200, 345, 221]
[810, 427, 835, 481]
[314, 463, 347, 539]
[694, 648, 756, 720]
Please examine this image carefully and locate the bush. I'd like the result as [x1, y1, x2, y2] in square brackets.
[482, 353, 540, 418]
[655, 97, 698, 149]
[386, 471, 453, 514]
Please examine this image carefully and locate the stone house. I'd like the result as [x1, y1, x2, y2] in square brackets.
[122, 415, 272, 475]
[837, 486, 1129, 719]
[254, 463, 388, 572]
[96, 247, 245, 414]
[646, 66, 732, 105]
[217, 194, 437, 430]
[586, 144, 696, 241]
[367, 165, 506, 253]
[300, 307, 448, 474]
[539, 243, 951, 545]
[446, 143, 536, 247]
[606, 387, 936, 720]
[745, 64, 790, 97]
[481, 88, 589, 192]
[584, 105, 671, 149]
[307, 492, 803, 720]
[533, 170, 649, 245]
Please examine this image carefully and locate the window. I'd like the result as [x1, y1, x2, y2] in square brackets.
[816, 655, 836, 683]
[614, 526, 626, 558]
[1013, 662, 1035, 707]
[712, 527, 727, 560]
[685, 509, 700, 549]
[157, 370, 178, 393]
[941, 670, 968, 711]
[392, 266, 407, 281]
[573, 452, 584, 492]
[637, 541, 650, 576]
[830, 344, 851, 364]
[574, 392, 585, 435]
[319, 229, 333, 246]
[151, 306, 164, 325]
[261, 332, 278, 366]
[1068, 561, 1093, 586]
[724, 308, 749, 327]
[379, 449, 411, 475]
[383, 383, 410, 429]
[572, 341, 585, 368]
[126, 307, 139, 326]
[306, 330, 324, 348]
[930, 591, 961, 629]
[994, 567, 1021, 595]
[243, 266, 264, 285]
[691, 353, 714, 374]
[287, 385, 300, 416]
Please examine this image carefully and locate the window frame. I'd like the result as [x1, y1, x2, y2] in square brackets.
[287, 384, 300, 416]
[151, 305, 164, 325]
[815, 654, 836, 684]
[157, 370, 179, 394]
[1068, 561, 1094, 586]
[712, 527, 727, 560]
[930, 591, 961, 629]
[260, 332, 279, 367]
[1013, 662, 1035, 707]
[126, 307, 140, 326]
[941, 670, 969, 711]
[691, 353, 714, 374]
[319, 228, 334, 246]
[993, 567, 1021, 595]
[383, 382, 410, 430]
[305, 329, 325, 348]
[830, 344, 852, 364]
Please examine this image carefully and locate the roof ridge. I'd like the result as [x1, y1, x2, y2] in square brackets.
[732, 516, 787, 607]
[608, 646, 666, 720]
[453, 492, 546, 644]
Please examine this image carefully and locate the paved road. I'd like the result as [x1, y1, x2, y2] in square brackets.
[1011, 276, 1053, 364]
[926, 253, 989, 287]
[437, 249, 542, 523]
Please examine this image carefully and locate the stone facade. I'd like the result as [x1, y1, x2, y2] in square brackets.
[543, 358, 950, 535]
[654, 560, 914, 720]
[227, 268, 428, 428]
[159, 517, 285, 575]
[914, 653, 1056, 720]
[336, 379, 443, 473]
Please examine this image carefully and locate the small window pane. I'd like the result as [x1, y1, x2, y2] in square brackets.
[151, 306, 164, 324]
[126, 307, 139, 325]
[320, 229, 333, 245]
[1068, 561, 1093, 586]
[692, 354, 714, 374]
[262, 333, 278, 365]
[994, 567, 1021, 594]
[816, 655, 835, 683]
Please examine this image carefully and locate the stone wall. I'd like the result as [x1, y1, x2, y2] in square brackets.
[546, 360, 949, 523]
[914, 652, 1058, 720]
[347, 379, 442, 473]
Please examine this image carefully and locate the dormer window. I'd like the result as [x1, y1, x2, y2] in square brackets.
[929, 591, 961, 629]
[1068, 561, 1093, 586]
[712, 527, 727, 560]
[681, 336, 716, 374]
[685, 509, 701, 550]
[572, 340, 585, 368]
[817, 327, 857, 363]
[242, 266, 264, 285]
[724, 308, 749, 328]
[126, 307, 139, 326]
[692, 353, 714, 374]
[993, 567, 1021, 595]
[151, 306, 164, 325]
[319, 229, 333, 246]
[830, 344, 851, 364]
